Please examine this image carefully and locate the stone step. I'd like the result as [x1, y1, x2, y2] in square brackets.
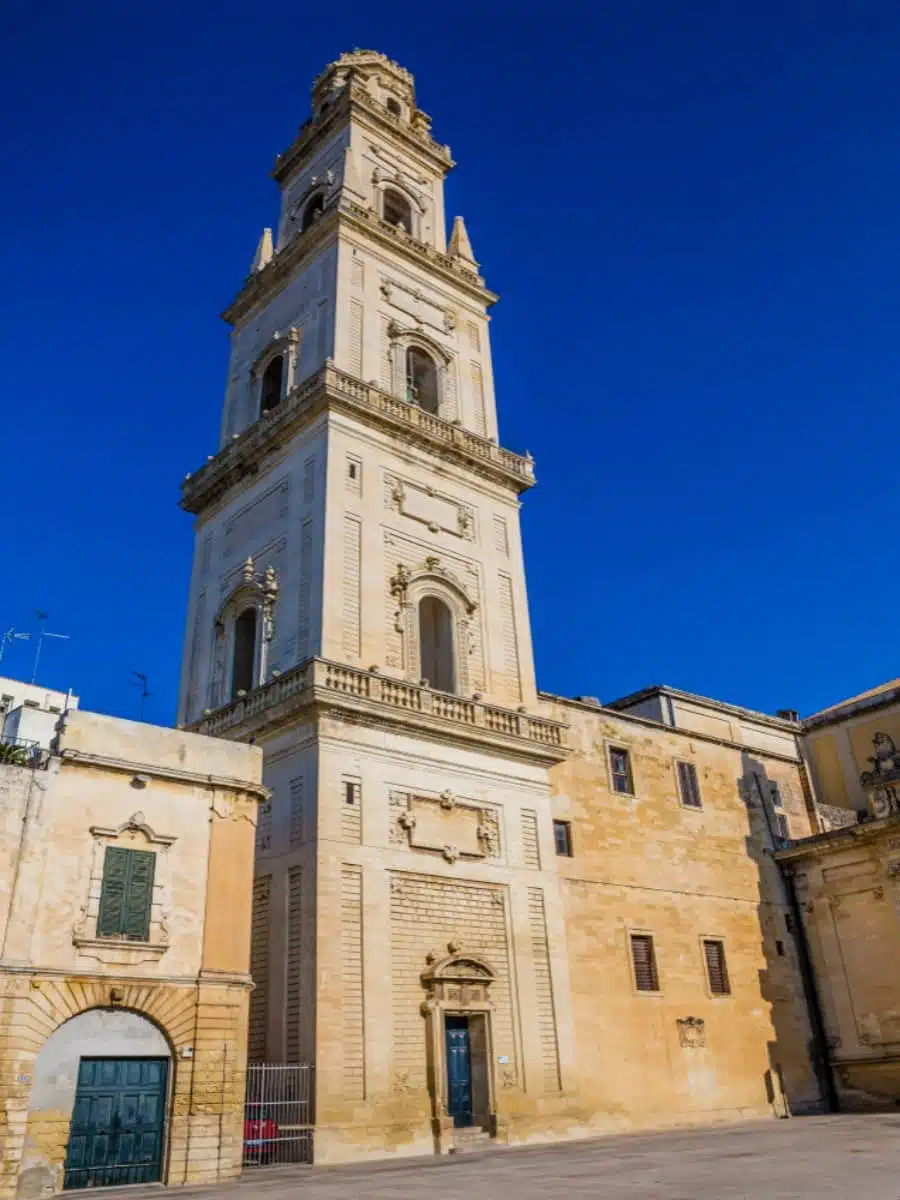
[451, 1128, 493, 1153]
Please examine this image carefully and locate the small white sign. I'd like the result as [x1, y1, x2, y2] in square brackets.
[497, 1055, 509, 1064]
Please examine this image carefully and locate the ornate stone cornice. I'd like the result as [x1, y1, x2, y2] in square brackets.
[186, 657, 569, 765]
[272, 79, 453, 189]
[222, 196, 494, 328]
[180, 362, 534, 515]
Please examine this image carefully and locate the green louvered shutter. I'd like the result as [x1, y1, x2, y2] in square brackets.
[97, 846, 130, 936]
[122, 850, 155, 940]
[97, 846, 155, 940]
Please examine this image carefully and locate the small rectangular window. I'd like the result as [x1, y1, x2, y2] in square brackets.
[343, 780, 359, 806]
[703, 938, 731, 995]
[553, 820, 573, 857]
[769, 782, 783, 809]
[630, 934, 659, 992]
[774, 812, 790, 841]
[609, 747, 634, 794]
[96, 846, 155, 942]
[676, 760, 702, 808]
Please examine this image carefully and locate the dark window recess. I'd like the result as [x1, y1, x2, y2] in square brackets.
[769, 782, 784, 809]
[231, 607, 257, 698]
[610, 747, 634, 794]
[775, 813, 791, 840]
[703, 938, 731, 995]
[348, 461, 357, 480]
[785, 913, 794, 934]
[300, 192, 324, 232]
[386, 97, 402, 116]
[677, 760, 702, 808]
[775, 940, 785, 957]
[97, 846, 156, 941]
[418, 595, 455, 693]
[406, 346, 439, 414]
[344, 781, 359, 806]
[260, 355, 284, 414]
[383, 188, 413, 234]
[553, 820, 573, 857]
[630, 934, 659, 992]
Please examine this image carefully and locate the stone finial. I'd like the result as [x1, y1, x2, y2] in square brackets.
[250, 228, 274, 273]
[448, 215, 477, 268]
[242, 556, 255, 583]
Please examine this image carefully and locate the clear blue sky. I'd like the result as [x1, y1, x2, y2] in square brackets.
[3, 1, 898, 725]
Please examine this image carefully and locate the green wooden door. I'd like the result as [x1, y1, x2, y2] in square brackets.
[63, 1058, 168, 1189]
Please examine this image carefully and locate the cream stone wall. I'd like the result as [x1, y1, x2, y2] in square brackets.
[778, 816, 900, 1110]
[0, 709, 264, 1199]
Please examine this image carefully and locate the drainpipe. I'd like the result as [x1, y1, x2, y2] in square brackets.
[780, 865, 839, 1113]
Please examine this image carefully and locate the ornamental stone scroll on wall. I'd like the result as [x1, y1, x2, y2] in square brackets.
[389, 789, 501, 863]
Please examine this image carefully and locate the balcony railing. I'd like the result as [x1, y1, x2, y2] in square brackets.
[190, 657, 567, 756]
[181, 362, 535, 513]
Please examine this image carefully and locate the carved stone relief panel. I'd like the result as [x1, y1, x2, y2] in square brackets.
[390, 790, 502, 863]
[378, 271, 454, 338]
[384, 472, 475, 541]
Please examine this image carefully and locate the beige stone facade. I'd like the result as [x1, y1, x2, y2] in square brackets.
[172, 49, 855, 1165]
[0, 709, 264, 1198]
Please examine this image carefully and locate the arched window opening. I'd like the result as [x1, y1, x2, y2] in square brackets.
[231, 607, 257, 698]
[383, 188, 413, 234]
[406, 347, 439, 414]
[301, 193, 325, 232]
[260, 356, 284, 415]
[419, 596, 456, 694]
[386, 97, 402, 117]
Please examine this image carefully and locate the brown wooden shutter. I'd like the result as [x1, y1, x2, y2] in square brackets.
[630, 934, 659, 991]
[703, 939, 730, 995]
[677, 760, 702, 807]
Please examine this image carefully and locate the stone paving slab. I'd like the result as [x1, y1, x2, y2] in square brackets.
[113, 1115, 900, 1200]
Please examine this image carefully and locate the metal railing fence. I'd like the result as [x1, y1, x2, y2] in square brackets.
[243, 1064, 314, 1167]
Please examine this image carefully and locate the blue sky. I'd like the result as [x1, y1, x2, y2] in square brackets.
[2, 1, 898, 725]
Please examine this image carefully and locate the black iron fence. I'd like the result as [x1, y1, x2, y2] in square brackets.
[243, 1064, 314, 1167]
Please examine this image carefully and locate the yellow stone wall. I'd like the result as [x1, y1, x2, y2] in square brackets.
[779, 816, 900, 1110]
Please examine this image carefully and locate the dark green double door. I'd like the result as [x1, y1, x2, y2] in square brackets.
[64, 1058, 168, 1190]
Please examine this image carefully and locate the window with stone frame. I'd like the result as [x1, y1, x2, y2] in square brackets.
[300, 192, 325, 232]
[418, 595, 456, 693]
[609, 746, 634, 795]
[703, 938, 731, 995]
[231, 607, 258, 698]
[260, 355, 284, 414]
[630, 933, 659, 992]
[383, 187, 413, 234]
[676, 760, 702, 808]
[405, 346, 439, 414]
[553, 820, 573, 857]
[96, 846, 156, 942]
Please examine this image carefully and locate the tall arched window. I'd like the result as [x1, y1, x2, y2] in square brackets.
[406, 347, 439, 415]
[419, 596, 456, 694]
[231, 607, 258, 698]
[260, 356, 284, 415]
[301, 193, 324, 232]
[383, 188, 413, 234]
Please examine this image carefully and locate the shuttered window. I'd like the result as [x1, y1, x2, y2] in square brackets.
[630, 934, 659, 992]
[609, 747, 634, 794]
[96, 846, 155, 941]
[676, 760, 702, 808]
[703, 939, 731, 995]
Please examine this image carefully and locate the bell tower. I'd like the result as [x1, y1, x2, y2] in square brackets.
[176, 51, 572, 1161]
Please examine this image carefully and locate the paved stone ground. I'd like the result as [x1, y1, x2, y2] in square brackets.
[125, 1115, 900, 1199]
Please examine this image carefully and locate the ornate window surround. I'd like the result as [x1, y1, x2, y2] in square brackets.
[390, 556, 476, 695]
[73, 812, 176, 966]
[373, 170, 425, 238]
[250, 328, 302, 420]
[387, 320, 454, 418]
[209, 557, 279, 708]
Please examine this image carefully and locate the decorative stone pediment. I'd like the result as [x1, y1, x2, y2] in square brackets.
[421, 948, 496, 1009]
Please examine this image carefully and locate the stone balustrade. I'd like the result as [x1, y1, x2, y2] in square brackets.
[189, 657, 567, 756]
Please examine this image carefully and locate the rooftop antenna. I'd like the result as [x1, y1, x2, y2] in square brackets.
[0, 627, 31, 666]
[131, 671, 151, 721]
[31, 612, 70, 684]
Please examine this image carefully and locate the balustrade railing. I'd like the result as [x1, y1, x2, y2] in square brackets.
[191, 658, 566, 751]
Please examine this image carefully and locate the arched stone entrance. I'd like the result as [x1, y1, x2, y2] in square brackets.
[420, 949, 497, 1152]
[18, 1009, 172, 1197]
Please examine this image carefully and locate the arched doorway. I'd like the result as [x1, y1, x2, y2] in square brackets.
[22, 1009, 171, 1193]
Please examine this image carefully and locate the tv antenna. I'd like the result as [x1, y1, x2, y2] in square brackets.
[0, 628, 31, 666]
[31, 612, 70, 684]
[131, 671, 151, 721]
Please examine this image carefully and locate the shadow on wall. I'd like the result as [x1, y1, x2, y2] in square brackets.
[738, 750, 835, 1118]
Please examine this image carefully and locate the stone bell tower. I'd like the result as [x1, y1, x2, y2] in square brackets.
[177, 50, 574, 1163]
